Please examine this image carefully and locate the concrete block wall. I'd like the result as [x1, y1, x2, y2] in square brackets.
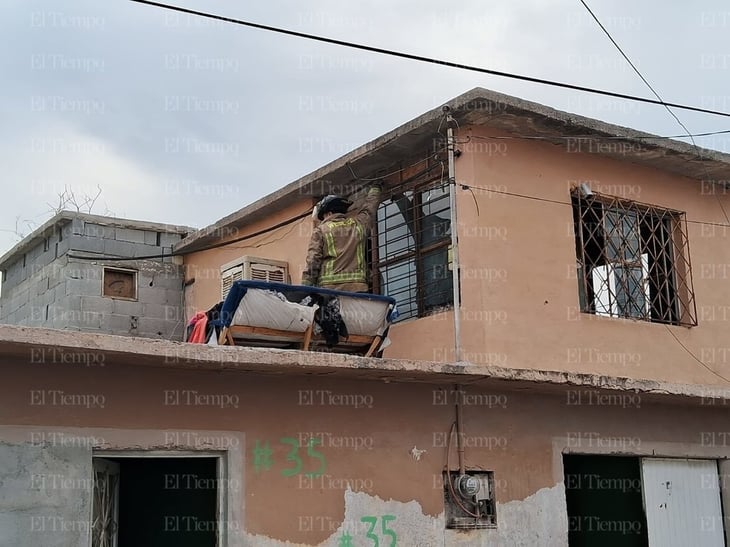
[0, 256, 68, 327]
[1, 218, 188, 340]
[0, 224, 68, 296]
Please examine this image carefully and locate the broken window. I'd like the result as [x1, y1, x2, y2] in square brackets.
[571, 191, 696, 326]
[373, 182, 453, 321]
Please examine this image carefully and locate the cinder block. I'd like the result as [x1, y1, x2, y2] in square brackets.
[103, 239, 139, 258]
[84, 223, 115, 239]
[142, 302, 184, 323]
[80, 295, 113, 315]
[150, 271, 184, 290]
[70, 218, 85, 235]
[106, 313, 135, 333]
[70, 235, 105, 254]
[137, 286, 170, 305]
[143, 230, 159, 246]
[112, 299, 143, 316]
[74, 310, 102, 330]
[55, 238, 70, 258]
[160, 233, 184, 247]
[66, 261, 102, 281]
[137, 316, 177, 338]
[115, 228, 146, 244]
[66, 277, 101, 297]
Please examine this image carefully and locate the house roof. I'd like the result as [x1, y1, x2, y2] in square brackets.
[0, 211, 195, 270]
[0, 324, 726, 406]
[175, 86, 730, 253]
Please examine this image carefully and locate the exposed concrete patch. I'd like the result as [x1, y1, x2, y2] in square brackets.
[458, 483, 569, 546]
[243, 484, 568, 547]
[0, 442, 92, 547]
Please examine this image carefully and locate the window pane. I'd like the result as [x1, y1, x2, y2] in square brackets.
[375, 182, 454, 321]
[420, 247, 453, 311]
[381, 258, 418, 320]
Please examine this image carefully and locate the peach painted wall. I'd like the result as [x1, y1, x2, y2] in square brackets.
[455, 124, 730, 385]
[3, 361, 730, 544]
[184, 200, 313, 316]
[183, 199, 457, 363]
[183, 127, 730, 386]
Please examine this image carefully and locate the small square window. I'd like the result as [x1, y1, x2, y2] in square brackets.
[103, 268, 137, 300]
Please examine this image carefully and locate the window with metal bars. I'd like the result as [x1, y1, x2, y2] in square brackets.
[372, 181, 453, 321]
[571, 190, 696, 326]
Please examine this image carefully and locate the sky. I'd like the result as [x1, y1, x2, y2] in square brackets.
[2, 0, 729, 255]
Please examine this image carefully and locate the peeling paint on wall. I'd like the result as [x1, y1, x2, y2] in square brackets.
[243, 484, 568, 546]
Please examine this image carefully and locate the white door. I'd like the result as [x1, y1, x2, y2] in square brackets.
[92, 458, 120, 547]
[641, 458, 725, 547]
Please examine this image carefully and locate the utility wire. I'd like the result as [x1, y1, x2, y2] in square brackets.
[664, 326, 730, 385]
[67, 208, 313, 261]
[577, 0, 695, 140]
[66, 179, 730, 263]
[129, 0, 730, 119]
[578, 0, 730, 225]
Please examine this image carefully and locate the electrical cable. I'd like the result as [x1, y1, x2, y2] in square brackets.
[578, 0, 695, 140]
[664, 326, 730, 385]
[67, 208, 313, 261]
[457, 182, 730, 229]
[459, 183, 570, 206]
[445, 421, 481, 518]
[577, 0, 730, 225]
[345, 155, 436, 182]
[128, 0, 730, 118]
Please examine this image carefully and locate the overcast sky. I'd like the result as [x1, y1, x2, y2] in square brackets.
[2, 0, 729, 255]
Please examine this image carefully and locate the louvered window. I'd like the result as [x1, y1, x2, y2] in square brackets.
[220, 256, 289, 300]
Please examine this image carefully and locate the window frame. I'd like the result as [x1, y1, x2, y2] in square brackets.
[571, 190, 697, 327]
[372, 177, 454, 320]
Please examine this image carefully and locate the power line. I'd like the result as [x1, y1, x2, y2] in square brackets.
[664, 325, 730, 385]
[577, 0, 730, 225]
[578, 0, 695, 140]
[67, 208, 313, 261]
[129, 0, 730, 119]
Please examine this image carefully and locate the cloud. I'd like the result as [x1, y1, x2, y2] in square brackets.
[1, 0, 729, 256]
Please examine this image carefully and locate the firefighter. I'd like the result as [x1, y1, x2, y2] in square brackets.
[301, 183, 383, 292]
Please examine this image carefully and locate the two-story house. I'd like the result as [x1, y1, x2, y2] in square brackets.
[1, 87, 729, 547]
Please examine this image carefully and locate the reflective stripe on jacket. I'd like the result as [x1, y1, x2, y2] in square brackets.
[302, 186, 381, 289]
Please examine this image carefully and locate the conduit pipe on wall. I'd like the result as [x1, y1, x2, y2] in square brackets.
[445, 106, 467, 476]
[444, 106, 462, 363]
[455, 383, 466, 475]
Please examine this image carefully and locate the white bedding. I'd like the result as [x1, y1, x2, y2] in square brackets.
[231, 289, 391, 337]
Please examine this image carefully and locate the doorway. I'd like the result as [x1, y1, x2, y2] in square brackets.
[563, 454, 648, 546]
[92, 456, 219, 547]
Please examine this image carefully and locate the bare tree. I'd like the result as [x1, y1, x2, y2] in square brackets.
[1, 185, 108, 243]
[47, 184, 103, 215]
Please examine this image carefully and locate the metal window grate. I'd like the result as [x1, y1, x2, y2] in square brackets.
[373, 181, 453, 321]
[571, 190, 696, 326]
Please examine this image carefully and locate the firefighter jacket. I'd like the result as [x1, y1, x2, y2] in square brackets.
[301, 186, 382, 292]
